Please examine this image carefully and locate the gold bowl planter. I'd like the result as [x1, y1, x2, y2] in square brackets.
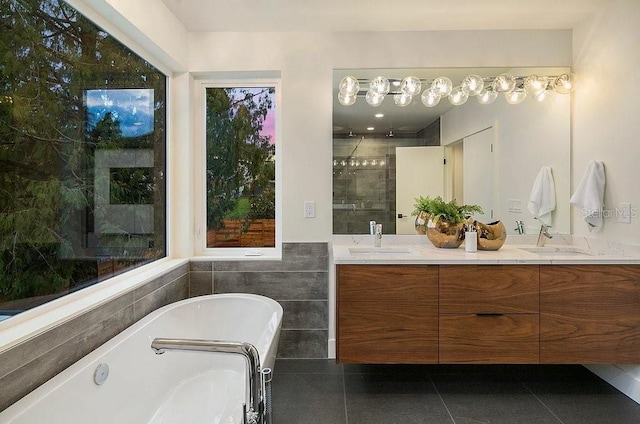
[414, 211, 428, 235]
[426, 219, 465, 248]
[476, 220, 507, 250]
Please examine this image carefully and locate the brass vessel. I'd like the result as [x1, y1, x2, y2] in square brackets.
[476, 220, 507, 250]
[426, 219, 465, 248]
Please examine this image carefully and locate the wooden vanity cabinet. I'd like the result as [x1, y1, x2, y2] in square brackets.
[439, 265, 540, 363]
[540, 265, 640, 363]
[336, 264, 439, 363]
[336, 263, 640, 365]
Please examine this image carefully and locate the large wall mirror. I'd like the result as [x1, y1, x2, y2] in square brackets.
[332, 67, 571, 235]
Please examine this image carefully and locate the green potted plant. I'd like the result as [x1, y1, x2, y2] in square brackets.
[411, 196, 483, 248]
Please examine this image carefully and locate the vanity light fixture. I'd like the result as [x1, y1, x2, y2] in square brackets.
[333, 157, 387, 168]
[338, 72, 576, 108]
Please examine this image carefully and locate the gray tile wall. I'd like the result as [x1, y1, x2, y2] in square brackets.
[333, 133, 440, 234]
[0, 263, 190, 412]
[190, 242, 329, 359]
[0, 242, 329, 411]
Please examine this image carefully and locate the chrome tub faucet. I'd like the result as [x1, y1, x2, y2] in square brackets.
[151, 338, 271, 424]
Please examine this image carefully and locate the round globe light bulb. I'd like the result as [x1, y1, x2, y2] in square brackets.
[524, 75, 548, 96]
[477, 89, 498, 105]
[421, 90, 441, 107]
[461, 74, 485, 96]
[505, 90, 527, 104]
[369, 76, 390, 95]
[393, 93, 412, 107]
[430, 77, 453, 97]
[400, 76, 422, 97]
[533, 89, 552, 102]
[338, 92, 356, 106]
[339, 76, 360, 97]
[553, 73, 576, 94]
[365, 90, 384, 107]
[448, 87, 469, 106]
[492, 73, 516, 93]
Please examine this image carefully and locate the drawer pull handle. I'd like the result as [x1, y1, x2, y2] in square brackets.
[476, 313, 504, 317]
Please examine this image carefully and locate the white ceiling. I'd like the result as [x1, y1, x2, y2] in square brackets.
[161, 0, 610, 32]
[160, 0, 608, 137]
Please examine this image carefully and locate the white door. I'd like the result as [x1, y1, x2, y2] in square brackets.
[463, 128, 495, 222]
[396, 146, 444, 234]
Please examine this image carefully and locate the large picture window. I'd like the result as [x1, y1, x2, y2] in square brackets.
[0, 0, 167, 320]
[204, 86, 277, 250]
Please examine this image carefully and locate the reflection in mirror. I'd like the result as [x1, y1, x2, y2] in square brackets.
[333, 68, 571, 236]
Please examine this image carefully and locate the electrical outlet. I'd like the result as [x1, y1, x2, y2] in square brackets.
[618, 202, 631, 223]
[304, 201, 315, 218]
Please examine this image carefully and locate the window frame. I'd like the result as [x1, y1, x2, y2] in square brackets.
[0, 0, 173, 345]
[193, 78, 282, 259]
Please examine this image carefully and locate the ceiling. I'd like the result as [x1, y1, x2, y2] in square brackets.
[161, 0, 610, 32]
[160, 0, 607, 137]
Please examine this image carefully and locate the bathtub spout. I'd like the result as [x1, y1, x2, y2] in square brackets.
[151, 338, 263, 424]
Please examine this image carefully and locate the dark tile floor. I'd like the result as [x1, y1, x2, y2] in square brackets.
[271, 360, 640, 424]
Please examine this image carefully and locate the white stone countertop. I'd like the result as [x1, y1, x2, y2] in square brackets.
[332, 234, 640, 265]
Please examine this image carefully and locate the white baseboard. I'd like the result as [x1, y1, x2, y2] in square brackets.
[328, 338, 336, 359]
[586, 364, 640, 404]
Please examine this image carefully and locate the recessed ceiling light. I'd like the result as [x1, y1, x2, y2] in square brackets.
[367, 127, 375, 131]
[375, 113, 384, 118]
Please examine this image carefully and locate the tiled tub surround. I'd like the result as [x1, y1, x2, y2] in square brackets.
[0, 242, 328, 411]
[1, 294, 283, 423]
[0, 263, 190, 411]
[191, 242, 330, 359]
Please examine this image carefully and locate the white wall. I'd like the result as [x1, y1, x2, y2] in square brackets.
[573, 0, 640, 404]
[188, 30, 572, 242]
[572, 0, 640, 243]
[66, 0, 188, 73]
[441, 76, 571, 235]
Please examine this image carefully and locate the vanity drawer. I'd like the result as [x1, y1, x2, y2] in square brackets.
[439, 313, 540, 363]
[338, 300, 438, 363]
[337, 264, 438, 303]
[439, 265, 539, 313]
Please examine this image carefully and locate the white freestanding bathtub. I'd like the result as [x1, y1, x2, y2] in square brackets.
[0, 293, 283, 424]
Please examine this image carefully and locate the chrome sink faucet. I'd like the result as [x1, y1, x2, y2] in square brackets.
[374, 223, 383, 247]
[370, 221, 382, 247]
[536, 223, 553, 247]
[514, 220, 525, 234]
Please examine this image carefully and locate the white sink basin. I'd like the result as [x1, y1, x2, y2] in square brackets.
[519, 247, 591, 256]
[349, 247, 416, 256]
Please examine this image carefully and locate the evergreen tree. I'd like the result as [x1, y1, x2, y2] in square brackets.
[0, 0, 166, 305]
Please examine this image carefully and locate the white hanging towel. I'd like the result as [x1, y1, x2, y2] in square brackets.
[528, 166, 556, 226]
[570, 160, 605, 232]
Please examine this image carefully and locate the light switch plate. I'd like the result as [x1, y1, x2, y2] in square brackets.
[617, 202, 631, 223]
[508, 199, 522, 213]
[304, 201, 315, 218]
